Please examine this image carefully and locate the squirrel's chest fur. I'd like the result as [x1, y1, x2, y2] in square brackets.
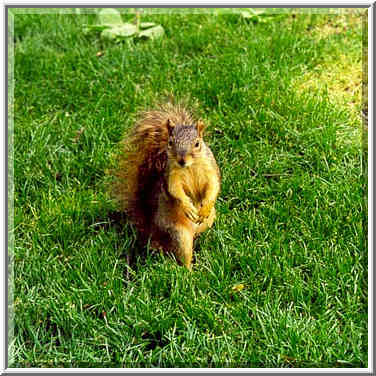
[168, 156, 211, 205]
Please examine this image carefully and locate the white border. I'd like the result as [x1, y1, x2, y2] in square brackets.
[367, 2, 373, 373]
[2, 3, 372, 374]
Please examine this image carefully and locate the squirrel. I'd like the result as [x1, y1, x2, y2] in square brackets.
[112, 102, 221, 269]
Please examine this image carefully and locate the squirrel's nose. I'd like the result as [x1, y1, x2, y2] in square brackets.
[178, 159, 186, 167]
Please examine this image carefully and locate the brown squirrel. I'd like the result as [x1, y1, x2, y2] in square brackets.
[112, 102, 221, 269]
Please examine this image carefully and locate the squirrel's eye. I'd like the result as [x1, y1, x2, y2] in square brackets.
[195, 141, 200, 148]
[168, 140, 173, 147]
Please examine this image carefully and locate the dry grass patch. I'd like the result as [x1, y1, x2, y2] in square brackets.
[293, 12, 363, 146]
[295, 54, 362, 119]
[309, 10, 364, 39]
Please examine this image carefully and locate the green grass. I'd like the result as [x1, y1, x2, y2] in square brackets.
[10, 8, 367, 368]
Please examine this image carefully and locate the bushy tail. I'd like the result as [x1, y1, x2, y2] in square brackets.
[111, 102, 195, 230]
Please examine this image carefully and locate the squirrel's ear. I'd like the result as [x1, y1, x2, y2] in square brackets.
[196, 120, 206, 137]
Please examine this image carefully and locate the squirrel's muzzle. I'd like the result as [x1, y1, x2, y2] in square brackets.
[177, 155, 193, 168]
[177, 150, 187, 167]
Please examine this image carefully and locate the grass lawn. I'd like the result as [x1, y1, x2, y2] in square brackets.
[10, 8, 367, 368]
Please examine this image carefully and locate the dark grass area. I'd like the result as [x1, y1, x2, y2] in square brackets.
[10, 8, 367, 367]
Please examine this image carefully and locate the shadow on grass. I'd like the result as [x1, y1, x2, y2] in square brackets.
[88, 210, 184, 277]
[89, 208, 212, 275]
[88, 210, 143, 279]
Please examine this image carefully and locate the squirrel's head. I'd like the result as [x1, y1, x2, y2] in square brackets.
[165, 119, 206, 168]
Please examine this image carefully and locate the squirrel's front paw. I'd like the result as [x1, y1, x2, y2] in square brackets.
[183, 203, 199, 223]
[198, 202, 212, 224]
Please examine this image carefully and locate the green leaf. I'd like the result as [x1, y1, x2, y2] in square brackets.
[140, 22, 156, 29]
[82, 24, 109, 34]
[101, 23, 138, 40]
[138, 25, 164, 40]
[241, 9, 279, 23]
[84, 8, 164, 42]
[240, 11, 257, 20]
[98, 8, 124, 26]
[248, 9, 267, 16]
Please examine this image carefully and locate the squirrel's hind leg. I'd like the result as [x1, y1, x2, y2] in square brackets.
[171, 224, 194, 270]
